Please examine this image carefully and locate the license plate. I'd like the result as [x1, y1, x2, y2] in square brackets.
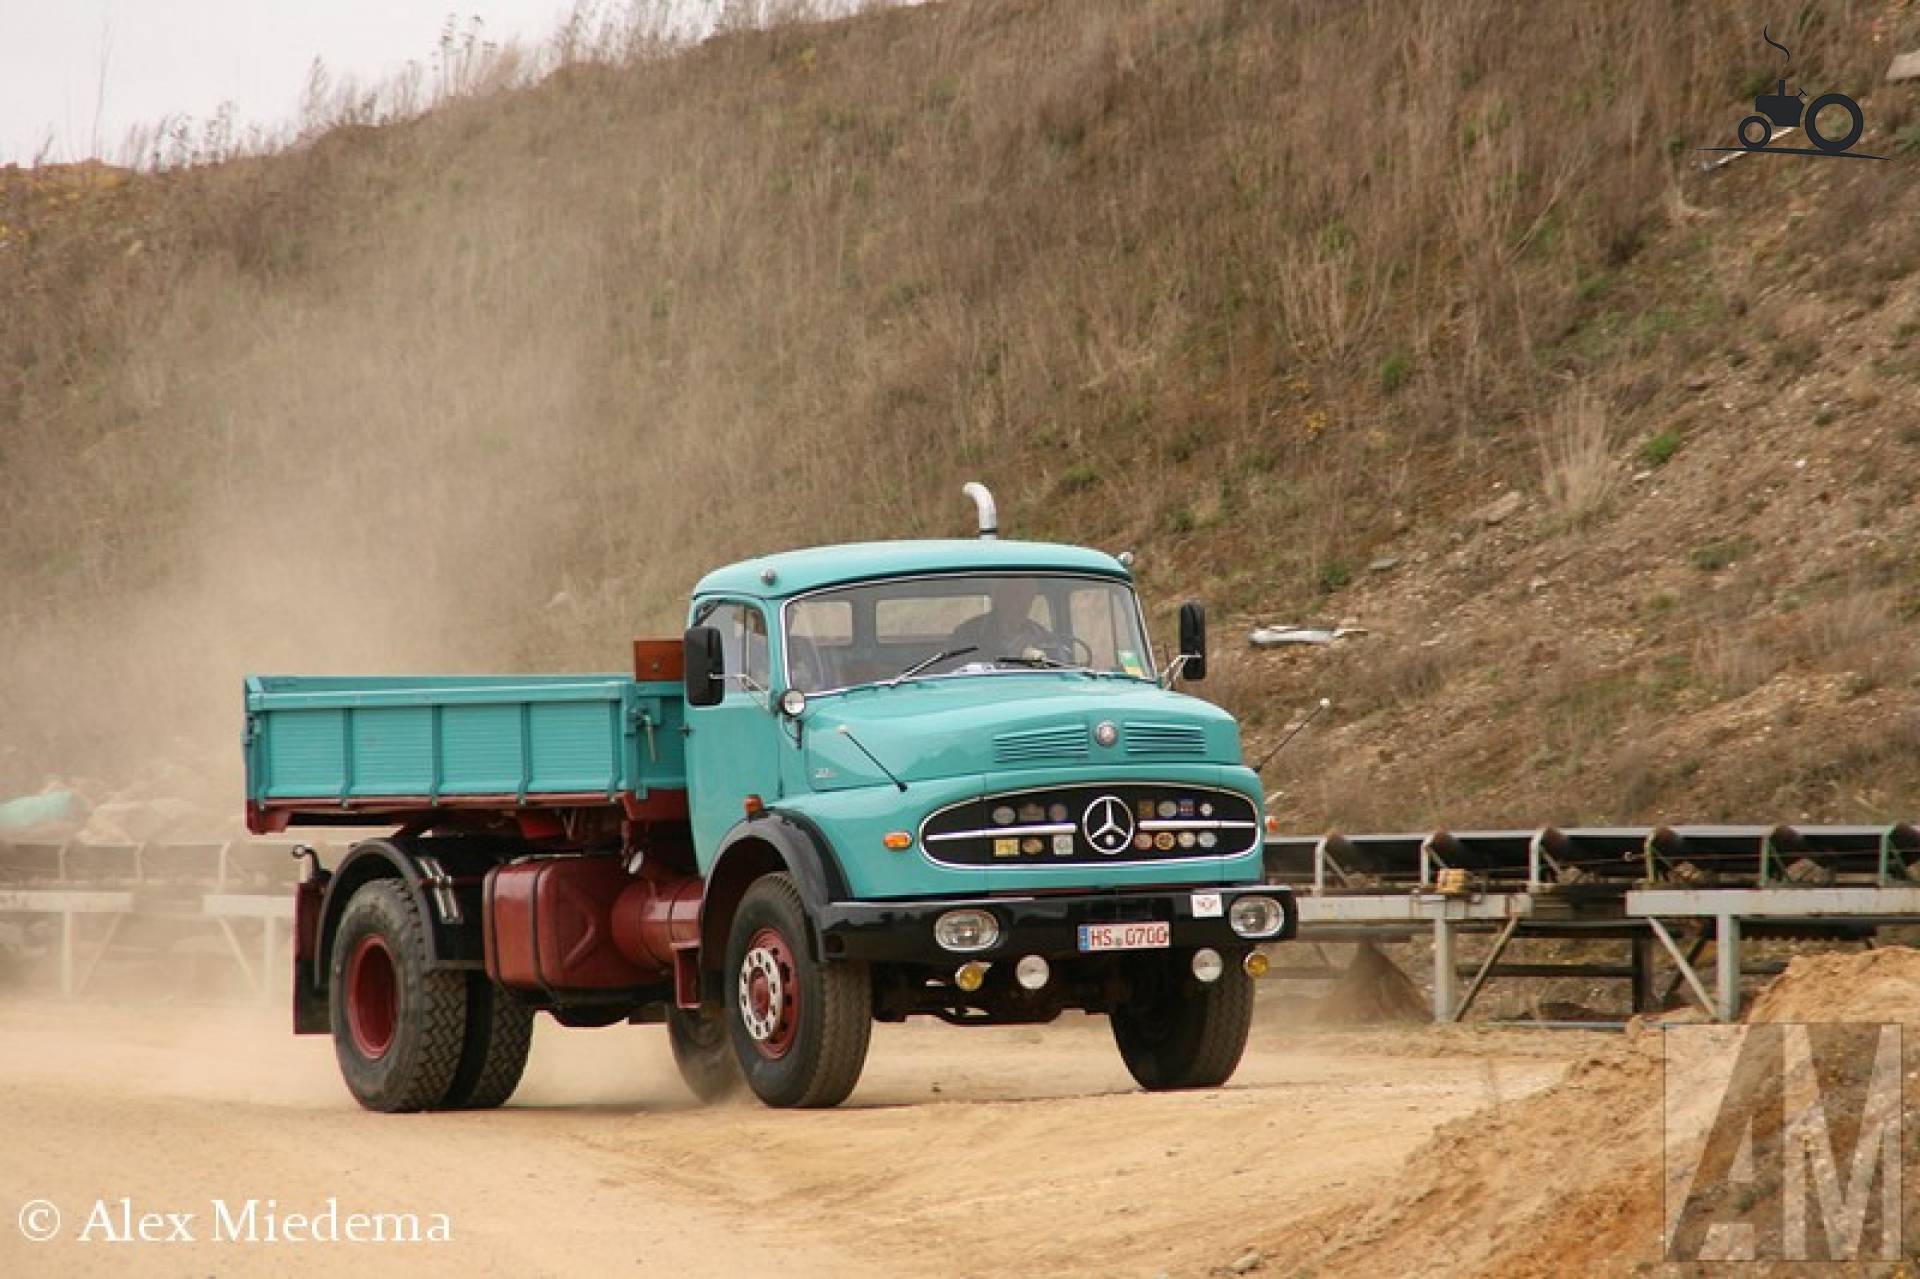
[1077, 921, 1171, 952]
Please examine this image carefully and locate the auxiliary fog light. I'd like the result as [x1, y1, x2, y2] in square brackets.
[1190, 948, 1224, 983]
[1015, 954, 1051, 991]
[935, 908, 1000, 953]
[954, 961, 989, 992]
[1228, 895, 1285, 939]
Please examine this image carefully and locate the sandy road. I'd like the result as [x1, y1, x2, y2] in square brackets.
[0, 997, 1591, 1277]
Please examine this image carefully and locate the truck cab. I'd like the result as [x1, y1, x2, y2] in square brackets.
[250, 486, 1293, 1111]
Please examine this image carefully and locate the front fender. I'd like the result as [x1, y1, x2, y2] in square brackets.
[698, 812, 851, 979]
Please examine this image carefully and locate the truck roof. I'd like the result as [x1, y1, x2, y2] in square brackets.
[694, 538, 1132, 599]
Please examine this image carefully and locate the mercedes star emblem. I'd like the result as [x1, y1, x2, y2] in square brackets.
[1081, 795, 1135, 854]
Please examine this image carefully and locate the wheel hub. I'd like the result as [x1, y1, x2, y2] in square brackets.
[345, 933, 398, 1061]
[737, 928, 799, 1059]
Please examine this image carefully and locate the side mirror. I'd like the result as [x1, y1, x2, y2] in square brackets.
[683, 626, 725, 707]
[1177, 601, 1208, 682]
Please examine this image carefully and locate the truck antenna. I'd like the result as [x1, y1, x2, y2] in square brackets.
[836, 725, 908, 792]
[1251, 697, 1330, 776]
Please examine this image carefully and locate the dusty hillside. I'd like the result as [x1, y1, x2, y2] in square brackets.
[1, 0, 1917, 828]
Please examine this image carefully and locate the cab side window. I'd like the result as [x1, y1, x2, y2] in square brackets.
[693, 599, 769, 695]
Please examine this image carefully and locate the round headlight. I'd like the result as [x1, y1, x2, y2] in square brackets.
[934, 909, 1001, 953]
[1228, 895, 1284, 939]
[779, 688, 807, 717]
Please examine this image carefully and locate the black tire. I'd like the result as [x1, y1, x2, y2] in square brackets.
[328, 880, 468, 1113]
[1110, 954, 1254, 1091]
[438, 974, 534, 1110]
[723, 874, 871, 1108]
[1804, 93, 1864, 154]
[668, 1004, 744, 1103]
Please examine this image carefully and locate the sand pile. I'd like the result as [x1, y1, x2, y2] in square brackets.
[1274, 946, 1920, 1276]
[1745, 946, 1920, 1025]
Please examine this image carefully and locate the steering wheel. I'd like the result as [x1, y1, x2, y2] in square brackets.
[1036, 633, 1096, 667]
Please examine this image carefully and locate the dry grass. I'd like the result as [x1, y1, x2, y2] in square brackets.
[1537, 385, 1619, 529]
[0, 0, 1909, 807]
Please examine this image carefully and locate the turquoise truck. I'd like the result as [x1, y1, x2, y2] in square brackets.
[245, 485, 1294, 1110]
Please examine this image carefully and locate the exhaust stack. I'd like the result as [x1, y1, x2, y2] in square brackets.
[961, 482, 998, 539]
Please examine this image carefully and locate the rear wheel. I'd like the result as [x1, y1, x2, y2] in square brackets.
[668, 1004, 743, 1103]
[438, 974, 534, 1110]
[723, 874, 871, 1108]
[1110, 954, 1254, 1091]
[329, 880, 467, 1112]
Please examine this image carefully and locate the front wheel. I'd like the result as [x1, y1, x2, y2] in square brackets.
[723, 874, 872, 1108]
[1110, 953, 1254, 1091]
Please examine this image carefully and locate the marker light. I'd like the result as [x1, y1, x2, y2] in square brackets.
[882, 831, 912, 851]
[1015, 955, 1051, 990]
[954, 961, 989, 992]
[1228, 895, 1285, 939]
[743, 794, 766, 817]
[1244, 951, 1271, 978]
[935, 909, 1000, 953]
[1190, 948, 1224, 983]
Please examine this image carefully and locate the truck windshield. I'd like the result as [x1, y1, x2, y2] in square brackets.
[783, 574, 1154, 694]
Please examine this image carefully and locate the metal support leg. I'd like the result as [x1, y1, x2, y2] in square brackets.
[1630, 932, 1655, 1014]
[259, 918, 280, 1003]
[1431, 916, 1456, 1024]
[59, 910, 75, 998]
[1716, 913, 1742, 1022]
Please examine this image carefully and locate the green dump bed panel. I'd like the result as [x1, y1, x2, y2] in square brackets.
[243, 674, 685, 807]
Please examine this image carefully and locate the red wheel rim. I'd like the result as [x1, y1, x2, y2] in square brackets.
[737, 927, 800, 1060]
[345, 933, 398, 1060]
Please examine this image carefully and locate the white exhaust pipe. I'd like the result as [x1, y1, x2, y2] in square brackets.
[961, 482, 998, 539]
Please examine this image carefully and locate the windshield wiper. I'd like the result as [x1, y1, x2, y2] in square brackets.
[886, 646, 977, 686]
[992, 653, 1084, 671]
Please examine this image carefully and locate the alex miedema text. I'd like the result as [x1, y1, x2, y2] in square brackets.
[75, 1197, 452, 1245]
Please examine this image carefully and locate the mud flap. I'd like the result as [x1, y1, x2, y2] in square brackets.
[293, 875, 328, 1034]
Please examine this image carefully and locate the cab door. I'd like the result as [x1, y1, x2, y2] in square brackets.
[684, 597, 783, 869]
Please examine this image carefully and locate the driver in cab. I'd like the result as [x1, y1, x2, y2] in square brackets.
[949, 579, 1057, 661]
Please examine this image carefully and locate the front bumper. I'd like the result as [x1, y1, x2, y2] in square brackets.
[814, 885, 1295, 964]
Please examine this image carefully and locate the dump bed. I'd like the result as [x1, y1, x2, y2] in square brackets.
[243, 674, 686, 831]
